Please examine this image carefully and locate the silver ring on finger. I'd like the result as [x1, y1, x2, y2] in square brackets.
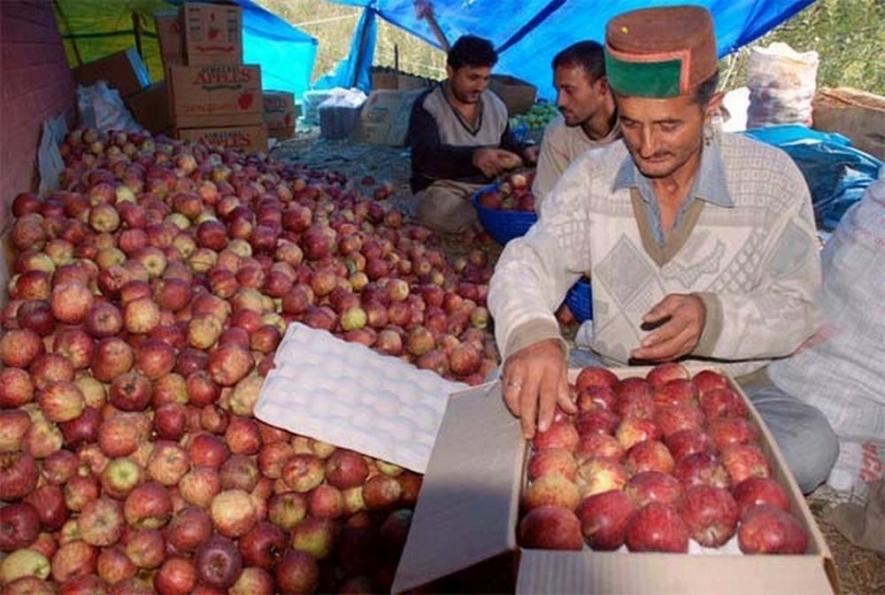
[507, 379, 524, 390]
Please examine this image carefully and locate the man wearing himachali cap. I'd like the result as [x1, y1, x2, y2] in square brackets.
[488, 6, 838, 493]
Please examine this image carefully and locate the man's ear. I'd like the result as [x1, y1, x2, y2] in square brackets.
[705, 91, 726, 123]
[445, 64, 454, 80]
[596, 76, 610, 96]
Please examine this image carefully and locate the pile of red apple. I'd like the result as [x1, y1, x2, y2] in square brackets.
[518, 364, 810, 555]
[477, 171, 536, 212]
[0, 127, 502, 593]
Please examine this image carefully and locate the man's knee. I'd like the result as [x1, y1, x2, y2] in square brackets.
[744, 381, 839, 494]
[784, 409, 839, 494]
[415, 184, 478, 233]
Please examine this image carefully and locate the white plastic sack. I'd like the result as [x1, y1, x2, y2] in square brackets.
[38, 114, 68, 194]
[318, 87, 368, 109]
[769, 169, 885, 493]
[76, 82, 141, 133]
[746, 42, 818, 129]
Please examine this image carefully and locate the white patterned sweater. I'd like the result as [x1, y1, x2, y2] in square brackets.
[488, 133, 822, 379]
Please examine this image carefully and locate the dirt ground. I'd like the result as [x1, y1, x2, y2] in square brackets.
[272, 132, 884, 594]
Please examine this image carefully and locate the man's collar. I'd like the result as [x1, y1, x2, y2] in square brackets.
[612, 138, 734, 208]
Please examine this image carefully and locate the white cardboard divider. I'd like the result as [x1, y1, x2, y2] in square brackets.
[254, 323, 467, 473]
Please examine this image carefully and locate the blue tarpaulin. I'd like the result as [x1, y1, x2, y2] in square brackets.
[744, 125, 883, 232]
[326, 0, 815, 99]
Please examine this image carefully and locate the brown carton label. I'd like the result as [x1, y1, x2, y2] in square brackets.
[168, 64, 263, 128]
[177, 125, 268, 154]
[183, 3, 243, 65]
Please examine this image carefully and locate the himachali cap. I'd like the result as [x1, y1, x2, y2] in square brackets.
[604, 5, 718, 98]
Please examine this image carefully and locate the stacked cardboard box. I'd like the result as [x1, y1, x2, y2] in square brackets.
[154, 2, 267, 153]
[72, 48, 151, 98]
[263, 91, 298, 139]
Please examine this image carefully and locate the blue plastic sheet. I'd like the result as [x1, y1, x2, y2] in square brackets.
[327, 0, 814, 100]
[744, 125, 883, 231]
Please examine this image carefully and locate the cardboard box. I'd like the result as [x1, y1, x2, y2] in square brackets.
[176, 124, 268, 154]
[355, 89, 422, 146]
[394, 368, 837, 595]
[813, 87, 885, 160]
[490, 74, 538, 116]
[263, 91, 297, 133]
[372, 70, 431, 91]
[71, 48, 151, 98]
[183, 2, 243, 65]
[154, 10, 184, 68]
[124, 82, 170, 134]
[167, 64, 263, 129]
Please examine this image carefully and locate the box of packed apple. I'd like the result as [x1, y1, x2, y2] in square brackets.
[393, 364, 837, 595]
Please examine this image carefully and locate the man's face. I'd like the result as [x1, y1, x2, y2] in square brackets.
[616, 93, 715, 179]
[447, 64, 492, 104]
[554, 64, 607, 127]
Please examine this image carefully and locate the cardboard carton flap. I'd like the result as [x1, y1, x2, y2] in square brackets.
[392, 383, 524, 594]
[517, 550, 834, 594]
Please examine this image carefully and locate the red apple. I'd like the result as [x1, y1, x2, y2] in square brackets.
[575, 458, 628, 497]
[274, 550, 319, 594]
[78, 498, 125, 547]
[50, 283, 94, 325]
[210, 489, 257, 538]
[678, 485, 739, 547]
[165, 506, 213, 554]
[738, 504, 808, 554]
[665, 428, 716, 463]
[124, 482, 172, 529]
[654, 404, 704, 438]
[722, 444, 771, 485]
[732, 477, 792, 516]
[362, 475, 403, 510]
[0, 328, 44, 368]
[615, 417, 660, 451]
[625, 502, 689, 552]
[96, 546, 138, 585]
[220, 454, 260, 492]
[0, 502, 41, 551]
[109, 372, 152, 412]
[37, 381, 85, 423]
[708, 416, 759, 451]
[624, 440, 675, 475]
[267, 491, 308, 531]
[699, 387, 748, 420]
[0, 409, 31, 453]
[575, 433, 624, 464]
[0, 368, 36, 408]
[625, 471, 683, 507]
[692, 370, 729, 395]
[576, 385, 617, 413]
[575, 409, 620, 437]
[52, 328, 94, 370]
[575, 366, 619, 391]
[518, 505, 583, 550]
[90, 337, 134, 382]
[325, 449, 369, 489]
[614, 379, 655, 419]
[154, 556, 197, 595]
[527, 448, 578, 481]
[50, 540, 97, 583]
[646, 362, 690, 387]
[576, 489, 637, 550]
[0, 452, 39, 500]
[187, 432, 230, 468]
[290, 517, 336, 559]
[147, 441, 190, 487]
[674, 452, 731, 490]
[532, 421, 580, 452]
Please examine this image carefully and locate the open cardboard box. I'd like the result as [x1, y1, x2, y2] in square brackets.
[393, 367, 837, 594]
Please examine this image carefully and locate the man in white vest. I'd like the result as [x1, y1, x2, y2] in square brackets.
[406, 35, 537, 233]
[488, 5, 837, 493]
[532, 41, 620, 209]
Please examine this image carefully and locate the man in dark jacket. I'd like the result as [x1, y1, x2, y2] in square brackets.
[406, 35, 536, 233]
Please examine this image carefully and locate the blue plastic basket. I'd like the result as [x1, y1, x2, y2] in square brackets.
[471, 184, 538, 245]
[564, 278, 593, 322]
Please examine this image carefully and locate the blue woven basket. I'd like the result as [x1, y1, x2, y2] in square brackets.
[471, 184, 538, 245]
[564, 278, 593, 322]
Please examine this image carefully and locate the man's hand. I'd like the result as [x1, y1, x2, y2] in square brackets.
[473, 148, 523, 177]
[523, 145, 540, 164]
[502, 339, 576, 439]
[630, 293, 706, 362]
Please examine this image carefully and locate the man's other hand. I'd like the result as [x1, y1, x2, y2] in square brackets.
[502, 339, 576, 439]
[523, 145, 540, 164]
[630, 293, 706, 362]
[473, 148, 523, 177]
